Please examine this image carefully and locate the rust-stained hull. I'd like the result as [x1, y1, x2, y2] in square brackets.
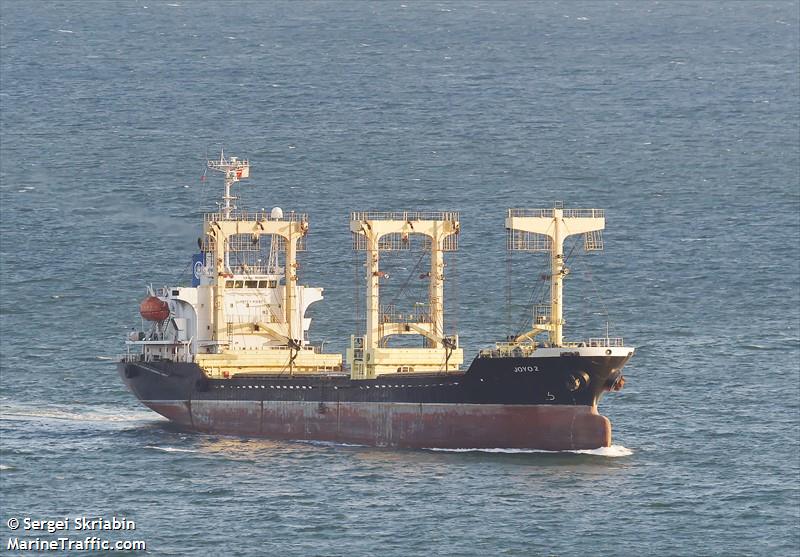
[144, 399, 610, 450]
[120, 352, 629, 450]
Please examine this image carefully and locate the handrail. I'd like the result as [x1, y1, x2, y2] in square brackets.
[351, 211, 460, 222]
[508, 208, 604, 219]
[588, 337, 624, 347]
[204, 210, 307, 223]
[379, 304, 432, 324]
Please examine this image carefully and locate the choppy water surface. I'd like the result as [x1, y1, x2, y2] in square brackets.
[1, 2, 798, 555]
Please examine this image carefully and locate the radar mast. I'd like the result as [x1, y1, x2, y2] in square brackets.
[207, 149, 251, 219]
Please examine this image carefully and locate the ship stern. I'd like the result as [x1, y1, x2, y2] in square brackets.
[117, 360, 202, 428]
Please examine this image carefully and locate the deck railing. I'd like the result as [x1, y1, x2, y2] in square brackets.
[508, 208, 604, 219]
[351, 211, 460, 222]
[588, 337, 624, 347]
[204, 210, 307, 223]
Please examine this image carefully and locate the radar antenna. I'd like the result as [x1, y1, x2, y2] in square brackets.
[206, 149, 250, 219]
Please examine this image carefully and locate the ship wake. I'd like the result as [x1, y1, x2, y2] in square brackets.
[426, 444, 633, 457]
[144, 446, 198, 453]
[0, 403, 165, 425]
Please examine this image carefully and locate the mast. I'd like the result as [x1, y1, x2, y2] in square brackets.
[364, 231, 381, 354]
[205, 152, 251, 346]
[506, 205, 605, 347]
[549, 207, 566, 346]
[429, 231, 445, 347]
[207, 150, 251, 220]
[284, 222, 299, 345]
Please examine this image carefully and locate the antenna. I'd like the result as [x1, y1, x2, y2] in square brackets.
[206, 150, 250, 219]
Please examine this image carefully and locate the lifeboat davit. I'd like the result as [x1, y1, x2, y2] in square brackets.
[139, 296, 170, 322]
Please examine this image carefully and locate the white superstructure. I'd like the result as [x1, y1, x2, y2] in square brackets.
[126, 152, 342, 377]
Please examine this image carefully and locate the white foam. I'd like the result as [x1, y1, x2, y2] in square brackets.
[571, 445, 633, 457]
[1, 405, 161, 424]
[57, 29, 74, 34]
[427, 444, 633, 457]
[0, 464, 13, 471]
[144, 446, 197, 453]
[298, 439, 366, 448]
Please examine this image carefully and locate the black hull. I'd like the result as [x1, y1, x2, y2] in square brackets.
[118, 354, 630, 450]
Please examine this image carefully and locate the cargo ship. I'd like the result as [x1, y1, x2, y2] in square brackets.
[118, 152, 633, 450]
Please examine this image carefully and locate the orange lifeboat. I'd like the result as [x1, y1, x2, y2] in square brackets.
[139, 296, 170, 322]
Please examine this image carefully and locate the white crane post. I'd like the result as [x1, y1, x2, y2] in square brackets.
[428, 216, 459, 348]
[350, 218, 382, 352]
[365, 232, 381, 352]
[551, 208, 566, 346]
[429, 230, 443, 348]
[284, 227, 299, 343]
[211, 226, 227, 346]
[506, 208, 604, 347]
